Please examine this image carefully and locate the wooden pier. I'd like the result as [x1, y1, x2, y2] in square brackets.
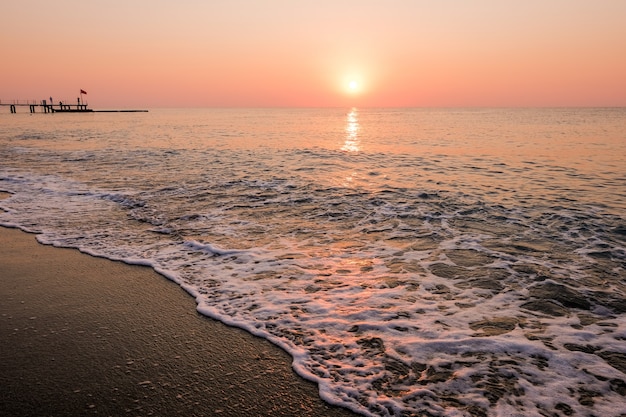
[0, 100, 147, 114]
[0, 99, 93, 113]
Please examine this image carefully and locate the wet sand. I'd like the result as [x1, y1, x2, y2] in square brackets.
[0, 226, 358, 417]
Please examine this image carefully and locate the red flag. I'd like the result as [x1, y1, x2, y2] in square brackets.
[80, 89, 87, 95]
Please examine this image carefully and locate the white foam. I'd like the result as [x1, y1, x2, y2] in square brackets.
[184, 240, 248, 256]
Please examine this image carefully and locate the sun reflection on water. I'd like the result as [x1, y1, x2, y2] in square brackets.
[341, 108, 360, 153]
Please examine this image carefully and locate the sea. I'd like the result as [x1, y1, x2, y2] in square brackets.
[1, 107, 625, 417]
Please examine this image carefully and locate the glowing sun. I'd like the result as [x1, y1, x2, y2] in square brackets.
[341, 75, 365, 96]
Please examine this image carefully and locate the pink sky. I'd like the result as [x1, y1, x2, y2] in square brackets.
[2, 1, 625, 108]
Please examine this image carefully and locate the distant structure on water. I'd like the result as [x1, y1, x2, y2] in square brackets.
[0, 90, 147, 113]
[0, 99, 91, 114]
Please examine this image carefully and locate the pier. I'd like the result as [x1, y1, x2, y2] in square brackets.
[0, 99, 92, 114]
[0, 99, 148, 114]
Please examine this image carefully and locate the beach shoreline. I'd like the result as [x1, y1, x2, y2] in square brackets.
[0, 224, 358, 417]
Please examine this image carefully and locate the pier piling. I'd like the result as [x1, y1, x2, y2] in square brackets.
[1, 100, 93, 114]
[1, 99, 147, 114]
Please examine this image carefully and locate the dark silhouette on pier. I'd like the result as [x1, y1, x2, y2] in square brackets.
[0, 98, 147, 114]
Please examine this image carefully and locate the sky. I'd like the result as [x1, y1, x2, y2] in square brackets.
[2, 1, 625, 108]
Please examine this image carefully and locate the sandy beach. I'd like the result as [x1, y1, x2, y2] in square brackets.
[0, 225, 358, 417]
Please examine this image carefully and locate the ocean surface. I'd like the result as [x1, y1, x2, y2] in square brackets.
[1, 107, 625, 416]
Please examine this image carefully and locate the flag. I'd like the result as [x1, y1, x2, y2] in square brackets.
[80, 89, 87, 95]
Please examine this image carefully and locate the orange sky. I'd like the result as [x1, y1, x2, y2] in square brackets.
[2, 1, 625, 108]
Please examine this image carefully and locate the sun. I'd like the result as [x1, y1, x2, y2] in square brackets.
[340, 74, 366, 96]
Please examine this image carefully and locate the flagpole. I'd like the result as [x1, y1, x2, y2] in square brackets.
[79, 89, 87, 109]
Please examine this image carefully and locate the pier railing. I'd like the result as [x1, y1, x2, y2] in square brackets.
[0, 99, 90, 114]
[1, 99, 148, 113]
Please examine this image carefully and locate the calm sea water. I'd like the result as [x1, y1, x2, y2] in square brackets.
[1, 108, 625, 416]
